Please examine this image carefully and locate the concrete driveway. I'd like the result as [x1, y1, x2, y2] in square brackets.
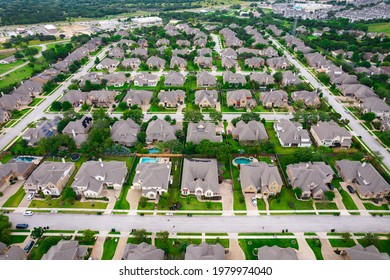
[91, 231, 108, 260]
[0, 181, 24, 207]
[219, 181, 233, 215]
[244, 194, 259, 216]
[226, 235, 245, 260]
[294, 233, 316, 260]
[127, 188, 142, 211]
[339, 182, 369, 215]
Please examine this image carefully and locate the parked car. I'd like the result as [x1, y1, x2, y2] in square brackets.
[16, 223, 29, 229]
[346, 185, 355, 194]
[22, 211, 34, 216]
[27, 192, 35, 201]
[327, 183, 335, 190]
[251, 197, 257, 206]
[24, 240, 35, 253]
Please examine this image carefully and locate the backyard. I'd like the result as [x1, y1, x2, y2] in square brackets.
[268, 187, 314, 211]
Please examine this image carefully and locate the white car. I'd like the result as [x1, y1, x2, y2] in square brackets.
[251, 197, 257, 206]
[22, 211, 34, 216]
[27, 192, 35, 201]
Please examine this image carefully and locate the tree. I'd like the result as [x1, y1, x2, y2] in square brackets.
[61, 101, 72, 111]
[273, 71, 283, 84]
[123, 109, 143, 124]
[341, 232, 352, 243]
[164, 115, 172, 122]
[361, 112, 376, 122]
[317, 73, 330, 85]
[31, 227, 44, 239]
[324, 191, 335, 201]
[175, 130, 185, 142]
[82, 229, 95, 244]
[183, 110, 204, 122]
[362, 233, 379, 246]
[51, 101, 62, 111]
[94, 57, 100, 65]
[37, 134, 77, 156]
[132, 229, 148, 244]
[0, 214, 11, 244]
[117, 102, 128, 111]
[62, 187, 76, 205]
[294, 187, 302, 199]
[139, 197, 149, 208]
[209, 109, 222, 122]
[156, 231, 169, 250]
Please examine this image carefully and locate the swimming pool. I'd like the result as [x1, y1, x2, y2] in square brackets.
[15, 156, 38, 163]
[232, 157, 255, 166]
[140, 157, 161, 163]
[148, 148, 160, 154]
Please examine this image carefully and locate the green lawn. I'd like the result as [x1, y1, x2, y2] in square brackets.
[305, 238, 324, 260]
[114, 157, 137, 210]
[363, 203, 389, 211]
[265, 122, 298, 155]
[2, 185, 26, 207]
[328, 238, 356, 248]
[358, 239, 390, 255]
[231, 165, 247, 211]
[269, 187, 314, 211]
[315, 202, 339, 210]
[0, 60, 25, 75]
[101, 237, 119, 260]
[333, 179, 359, 212]
[28, 98, 44, 106]
[28, 236, 70, 260]
[127, 238, 152, 245]
[206, 238, 230, 248]
[155, 238, 202, 260]
[239, 238, 299, 260]
[29, 199, 107, 209]
[7, 235, 27, 245]
[367, 22, 390, 36]
[257, 199, 267, 211]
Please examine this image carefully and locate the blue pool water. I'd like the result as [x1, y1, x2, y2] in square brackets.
[233, 157, 252, 165]
[15, 156, 37, 162]
[148, 148, 160, 154]
[141, 157, 161, 163]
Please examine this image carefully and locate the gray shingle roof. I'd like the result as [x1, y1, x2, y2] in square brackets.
[181, 158, 219, 194]
[111, 119, 140, 146]
[232, 120, 268, 142]
[41, 240, 87, 260]
[274, 119, 312, 146]
[122, 243, 164, 260]
[185, 243, 225, 260]
[133, 162, 172, 193]
[346, 244, 390, 260]
[187, 122, 222, 144]
[146, 119, 177, 142]
[258, 246, 298, 260]
[240, 162, 283, 193]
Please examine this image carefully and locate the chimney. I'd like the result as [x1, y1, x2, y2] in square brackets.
[61, 158, 65, 163]
[362, 161, 367, 167]
[99, 158, 103, 167]
[72, 129, 76, 138]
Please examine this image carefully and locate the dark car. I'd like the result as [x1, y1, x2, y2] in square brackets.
[16, 223, 29, 229]
[346, 185, 355, 194]
[327, 183, 335, 191]
[24, 240, 35, 253]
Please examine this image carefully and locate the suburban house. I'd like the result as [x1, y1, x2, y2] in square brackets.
[0, 55, 17, 64]
[41, 240, 88, 260]
[195, 90, 218, 108]
[310, 121, 352, 148]
[335, 160, 390, 199]
[274, 119, 312, 147]
[0, 242, 27, 260]
[156, 38, 170, 46]
[164, 71, 185, 86]
[260, 46, 279, 57]
[185, 243, 225, 260]
[0, 161, 36, 188]
[226, 89, 257, 109]
[223, 71, 246, 86]
[108, 47, 125, 59]
[96, 58, 120, 70]
[381, 116, 390, 131]
[238, 47, 259, 56]
[24, 161, 75, 196]
[121, 58, 141, 69]
[187, 122, 222, 144]
[177, 39, 191, 47]
[282, 71, 301, 86]
[258, 246, 298, 260]
[197, 48, 212, 57]
[344, 245, 390, 260]
[260, 90, 288, 108]
[291, 90, 321, 107]
[286, 162, 335, 199]
[0, 109, 11, 125]
[244, 57, 265, 69]
[250, 73, 275, 85]
[146, 56, 166, 69]
[194, 56, 213, 68]
[22, 117, 60, 146]
[101, 73, 128, 87]
[196, 71, 216, 87]
[339, 84, 377, 101]
[240, 162, 283, 196]
[359, 97, 390, 117]
[146, 118, 177, 143]
[62, 116, 93, 147]
[72, 160, 127, 197]
[132, 160, 172, 199]
[132, 48, 148, 58]
[181, 158, 219, 197]
[157, 90, 185, 108]
[222, 57, 238, 69]
[124, 90, 153, 107]
[13, 79, 44, 97]
[170, 56, 187, 69]
[266, 57, 289, 69]
[232, 120, 268, 143]
[221, 48, 237, 59]
[133, 73, 159, 86]
[110, 119, 140, 147]
[122, 243, 164, 260]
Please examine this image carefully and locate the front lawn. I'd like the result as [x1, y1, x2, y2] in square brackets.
[358, 239, 390, 255]
[28, 236, 71, 260]
[265, 122, 298, 155]
[28, 98, 44, 106]
[114, 157, 138, 210]
[328, 238, 356, 248]
[305, 238, 324, 260]
[155, 238, 202, 260]
[231, 165, 247, 211]
[101, 237, 119, 260]
[315, 202, 339, 210]
[206, 238, 230, 248]
[29, 199, 107, 209]
[333, 179, 359, 212]
[7, 235, 27, 245]
[363, 203, 389, 211]
[2, 185, 26, 207]
[239, 238, 299, 260]
[268, 187, 314, 211]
